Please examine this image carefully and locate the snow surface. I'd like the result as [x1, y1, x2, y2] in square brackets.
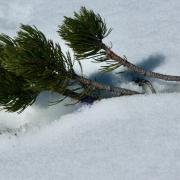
[1, 94, 180, 180]
[1, 0, 180, 179]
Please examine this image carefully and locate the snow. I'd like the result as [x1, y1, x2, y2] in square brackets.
[1, 0, 180, 179]
[1, 94, 180, 180]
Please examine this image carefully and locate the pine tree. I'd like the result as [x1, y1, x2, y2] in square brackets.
[0, 24, 140, 113]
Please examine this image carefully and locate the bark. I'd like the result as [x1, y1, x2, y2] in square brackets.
[102, 44, 180, 82]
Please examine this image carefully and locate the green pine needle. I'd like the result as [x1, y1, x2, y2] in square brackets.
[58, 7, 112, 59]
[0, 66, 39, 113]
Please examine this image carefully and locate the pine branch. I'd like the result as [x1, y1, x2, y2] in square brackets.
[0, 24, 140, 112]
[74, 75, 140, 96]
[59, 7, 180, 82]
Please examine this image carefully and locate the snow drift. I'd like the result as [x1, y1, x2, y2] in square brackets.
[0, 94, 180, 180]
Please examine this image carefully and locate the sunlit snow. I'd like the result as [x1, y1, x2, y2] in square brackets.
[1, 0, 180, 179]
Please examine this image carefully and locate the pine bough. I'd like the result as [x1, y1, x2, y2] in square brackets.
[0, 7, 179, 113]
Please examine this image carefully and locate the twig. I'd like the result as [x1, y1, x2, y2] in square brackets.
[134, 78, 156, 94]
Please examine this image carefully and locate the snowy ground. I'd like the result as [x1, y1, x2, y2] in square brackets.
[1, 0, 180, 179]
[1, 94, 180, 180]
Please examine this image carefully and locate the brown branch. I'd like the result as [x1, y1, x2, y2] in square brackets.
[102, 44, 180, 82]
[75, 75, 141, 96]
[51, 76, 141, 104]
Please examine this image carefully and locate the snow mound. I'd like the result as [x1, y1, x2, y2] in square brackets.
[0, 93, 180, 180]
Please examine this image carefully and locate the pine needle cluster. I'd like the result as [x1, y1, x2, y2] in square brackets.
[58, 7, 111, 60]
[58, 7, 120, 72]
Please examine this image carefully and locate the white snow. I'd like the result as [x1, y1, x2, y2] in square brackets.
[1, 94, 180, 180]
[1, 0, 180, 179]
